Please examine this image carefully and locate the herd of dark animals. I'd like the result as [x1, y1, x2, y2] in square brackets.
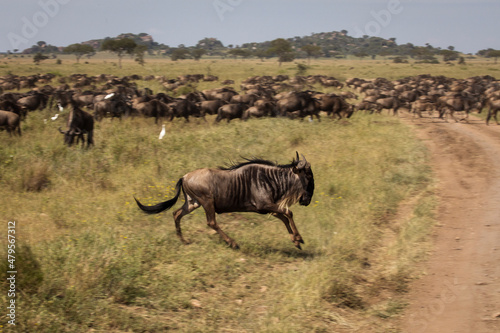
[2, 72, 500, 248]
[1, 72, 500, 147]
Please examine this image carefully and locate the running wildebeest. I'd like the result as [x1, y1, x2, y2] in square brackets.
[135, 152, 315, 249]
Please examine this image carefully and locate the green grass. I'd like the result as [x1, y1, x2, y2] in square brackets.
[0, 57, 458, 332]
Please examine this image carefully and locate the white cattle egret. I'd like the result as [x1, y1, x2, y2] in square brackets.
[57, 104, 64, 112]
[159, 124, 166, 140]
[105, 93, 115, 100]
[51, 114, 59, 121]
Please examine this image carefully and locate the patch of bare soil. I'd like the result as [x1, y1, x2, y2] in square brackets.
[400, 115, 500, 333]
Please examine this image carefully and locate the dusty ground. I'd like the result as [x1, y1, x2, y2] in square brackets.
[400, 114, 500, 333]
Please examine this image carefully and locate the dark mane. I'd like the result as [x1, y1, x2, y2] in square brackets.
[218, 157, 295, 171]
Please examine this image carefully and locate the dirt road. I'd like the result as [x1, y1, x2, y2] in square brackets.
[401, 115, 500, 333]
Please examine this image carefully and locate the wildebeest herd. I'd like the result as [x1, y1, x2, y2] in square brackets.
[1, 72, 500, 147]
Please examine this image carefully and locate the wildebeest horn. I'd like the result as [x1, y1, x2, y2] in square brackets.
[297, 154, 308, 169]
[294, 152, 308, 169]
[58, 127, 67, 134]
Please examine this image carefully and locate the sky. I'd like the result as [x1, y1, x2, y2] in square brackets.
[0, 0, 499, 54]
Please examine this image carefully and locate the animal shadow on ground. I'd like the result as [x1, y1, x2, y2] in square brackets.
[237, 241, 321, 260]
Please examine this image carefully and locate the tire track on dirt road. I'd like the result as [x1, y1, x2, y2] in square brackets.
[401, 116, 500, 333]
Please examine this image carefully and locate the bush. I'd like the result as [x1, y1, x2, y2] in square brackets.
[21, 161, 51, 192]
[295, 62, 309, 75]
[393, 56, 408, 64]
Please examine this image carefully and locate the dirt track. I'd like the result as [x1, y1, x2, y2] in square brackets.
[400, 115, 500, 333]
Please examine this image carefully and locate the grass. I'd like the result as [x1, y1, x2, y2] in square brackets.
[1, 53, 500, 83]
[0, 55, 481, 332]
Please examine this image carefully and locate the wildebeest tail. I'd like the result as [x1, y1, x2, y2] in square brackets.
[134, 178, 183, 214]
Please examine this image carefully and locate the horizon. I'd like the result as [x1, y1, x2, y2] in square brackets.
[1, 0, 499, 55]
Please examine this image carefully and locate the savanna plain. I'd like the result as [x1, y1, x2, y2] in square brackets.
[0, 55, 498, 332]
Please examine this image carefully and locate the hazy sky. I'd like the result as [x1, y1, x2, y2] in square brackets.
[0, 0, 498, 54]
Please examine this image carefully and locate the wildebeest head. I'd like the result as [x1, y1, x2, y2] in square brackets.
[58, 127, 81, 146]
[292, 152, 314, 206]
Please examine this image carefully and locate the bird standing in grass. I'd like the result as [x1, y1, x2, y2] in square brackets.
[159, 124, 166, 140]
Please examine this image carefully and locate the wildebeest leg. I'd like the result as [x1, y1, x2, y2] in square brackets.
[393, 106, 399, 116]
[172, 193, 201, 244]
[203, 204, 239, 249]
[488, 109, 499, 125]
[271, 211, 304, 250]
[486, 108, 492, 125]
[314, 111, 321, 122]
[441, 107, 452, 122]
[461, 110, 470, 123]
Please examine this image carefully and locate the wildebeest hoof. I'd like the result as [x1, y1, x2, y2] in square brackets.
[294, 242, 302, 250]
[294, 235, 305, 244]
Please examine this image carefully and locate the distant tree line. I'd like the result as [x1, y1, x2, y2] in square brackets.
[8, 31, 500, 66]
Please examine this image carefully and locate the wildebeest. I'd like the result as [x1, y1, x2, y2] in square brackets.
[17, 91, 48, 112]
[411, 99, 435, 118]
[93, 95, 132, 121]
[199, 99, 227, 116]
[354, 101, 382, 114]
[485, 98, 500, 125]
[135, 153, 315, 249]
[242, 100, 276, 120]
[59, 101, 94, 147]
[436, 94, 472, 122]
[0, 99, 24, 118]
[317, 94, 354, 119]
[277, 91, 321, 121]
[215, 103, 249, 123]
[133, 99, 167, 123]
[375, 96, 400, 116]
[169, 98, 203, 122]
[0, 110, 21, 136]
[230, 93, 259, 106]
[340, 91, 358, 100]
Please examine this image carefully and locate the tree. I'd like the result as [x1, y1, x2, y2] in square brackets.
[101, 38, 137, 68]
[196, 38, 224, 50]
[227, 48, 251, 59]
[33, 52, 48, 65]
[170, 48, 190, 61]
[268, 38, 294, 66]
[301, 44, 322, 64]
[353, 51, 369, 59]
[134, 45, 148, 66]
[64, 44, 95, 63]
[486, 49, 500, 64]
[410, 46, 433, 59]
[440, 49, 459, 62]
[191, 49, 207, 61]
[253, 48, 268, 61]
